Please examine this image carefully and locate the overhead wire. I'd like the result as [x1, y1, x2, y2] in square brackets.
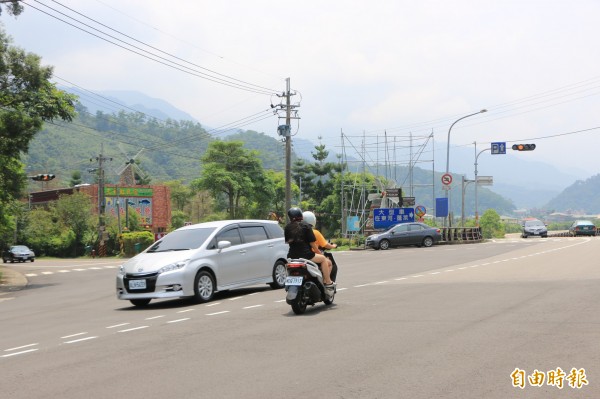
[23, 0, 280, 95]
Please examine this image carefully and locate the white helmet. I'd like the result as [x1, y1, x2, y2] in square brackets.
[302, 211, 316, 226]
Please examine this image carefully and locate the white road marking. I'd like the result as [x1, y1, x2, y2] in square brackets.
[2, 349, 38, 357]
[145, 315, 165, 320]
[25, 273, 37, 277]
[118, 326, 149, 333]
[5, 343, 38, 352]
[177, 309, 194, 313]
[61, 332, 88, 339]
[206, 302, 221, 307]
[206, 311, 230, 316]
[64, 336, 98, 344]
[167, 318, 190, 323]
[243, 305, 263, 309]
[106, 323, 130, 329]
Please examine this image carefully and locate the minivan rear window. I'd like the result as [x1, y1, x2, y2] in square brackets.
[147, 228, 216, 252]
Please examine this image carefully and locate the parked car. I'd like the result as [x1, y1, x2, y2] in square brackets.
[568, 220, 597, 237]
[116, 220, 289, 306]
[521, 219, 548, 238]
[2, 245, 35, 263]
[366, 222, 441, 250]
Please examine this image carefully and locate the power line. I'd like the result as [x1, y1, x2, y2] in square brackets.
[23, 0, 280, 95]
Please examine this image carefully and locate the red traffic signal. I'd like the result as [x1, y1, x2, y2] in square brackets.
[31, 174, 56, 181]
[512, 144, 536, 151]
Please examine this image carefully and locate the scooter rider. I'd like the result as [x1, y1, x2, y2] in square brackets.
[284, 207, 335, 291]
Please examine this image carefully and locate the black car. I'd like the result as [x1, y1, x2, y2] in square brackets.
[366, 222, 442, 250]
[2, 245, 36, 263]
[568, 220, 597, 237]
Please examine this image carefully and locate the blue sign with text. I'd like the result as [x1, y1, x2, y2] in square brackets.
[491, 142, 506, 155]
[373, 208, 415, 229]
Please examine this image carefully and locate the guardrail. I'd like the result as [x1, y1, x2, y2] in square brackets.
[440, 227, 483, 244]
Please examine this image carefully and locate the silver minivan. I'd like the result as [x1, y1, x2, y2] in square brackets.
[116, 220, 288, 306]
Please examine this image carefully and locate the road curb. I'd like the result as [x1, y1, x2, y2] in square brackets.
[0, 266, 28, 292]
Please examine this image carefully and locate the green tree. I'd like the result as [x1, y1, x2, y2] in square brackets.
[70, 170, 82, 187]
[0, 1, 23, 16]
[192, 140, 269, 219]
[479, 209, 504, 239]
[51, 192, 94, 256]
[0, 28, 75, 208]
[171, 210, 187, 230]
[165, 180, 193, 211]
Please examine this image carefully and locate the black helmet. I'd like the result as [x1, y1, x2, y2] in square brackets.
[287, 207, 303, 221]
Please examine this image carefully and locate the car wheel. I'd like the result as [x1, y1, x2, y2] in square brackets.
[379, 239, 390, 250]
[130, 299, 151, 307]
[2, 258, 6, 263]
[30, 258, 34, 262]
[269, 260, 287, 289]
[194, 270, 215, 303]
[422, 236, 434, 247]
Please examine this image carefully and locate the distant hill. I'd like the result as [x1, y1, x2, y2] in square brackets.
[544, 174, 600, 213]
[62, 88, 198, 123]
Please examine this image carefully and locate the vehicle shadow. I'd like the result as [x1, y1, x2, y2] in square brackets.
[282, 302, 338, 317]
[115, 286, 274, 311]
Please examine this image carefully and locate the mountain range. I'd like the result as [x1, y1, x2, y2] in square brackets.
[33, 89, 600, 215]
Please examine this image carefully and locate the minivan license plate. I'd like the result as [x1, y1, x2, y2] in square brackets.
[129, 279, 146, 290]
[285, 276, 303, 286]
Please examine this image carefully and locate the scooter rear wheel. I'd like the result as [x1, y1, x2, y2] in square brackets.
[291, 295, 308, 314]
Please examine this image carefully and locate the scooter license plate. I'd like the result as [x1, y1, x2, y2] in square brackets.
[285, 276, 303, 286]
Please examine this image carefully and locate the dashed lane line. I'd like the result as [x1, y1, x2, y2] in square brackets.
[64, 336, 98, 344]
[167, 318, 190, 324]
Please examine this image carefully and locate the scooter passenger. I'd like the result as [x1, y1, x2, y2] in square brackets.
[284, 207, 335, 292]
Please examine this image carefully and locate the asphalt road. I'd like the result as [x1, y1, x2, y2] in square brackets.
[1, 237, 598, 399]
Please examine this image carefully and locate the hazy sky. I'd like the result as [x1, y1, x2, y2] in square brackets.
[3, 0, 600, 180]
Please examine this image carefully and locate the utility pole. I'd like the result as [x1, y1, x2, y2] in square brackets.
[91, 143, 112, 256]
[285, 77, 292, 216]
[275, 78, 299, 219]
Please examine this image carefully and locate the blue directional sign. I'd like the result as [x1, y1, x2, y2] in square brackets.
[373, 208, 415, 229]
[491, 142, 506, 155]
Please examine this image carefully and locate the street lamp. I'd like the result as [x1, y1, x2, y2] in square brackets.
[474, 143, 491, 226]
[444, 109, 487, 226]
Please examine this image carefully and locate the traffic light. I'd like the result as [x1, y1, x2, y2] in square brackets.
[512, 144, 536, 151]
[31, 174, 56, 181]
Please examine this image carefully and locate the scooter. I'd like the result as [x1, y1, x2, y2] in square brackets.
[285, 251, 338, 315]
